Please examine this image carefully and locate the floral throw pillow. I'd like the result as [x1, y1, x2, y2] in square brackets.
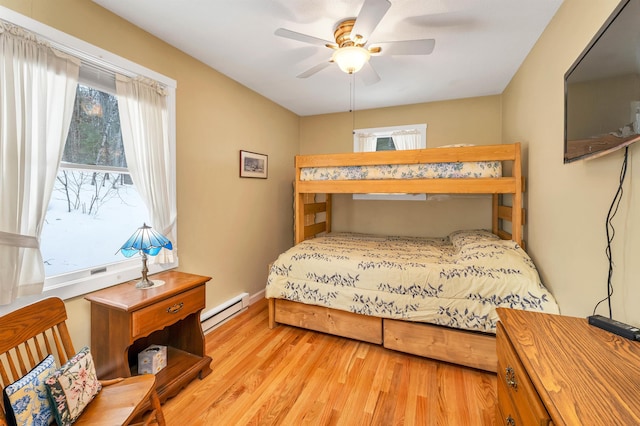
[2, 354, 56, 426]
[45, 347, 102, 426]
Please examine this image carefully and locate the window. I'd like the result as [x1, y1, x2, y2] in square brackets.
[1, 7, 177, 301]
[41, 72, 150, 279]
[352, 124, 427, 201]
[375, 137, 396, 151]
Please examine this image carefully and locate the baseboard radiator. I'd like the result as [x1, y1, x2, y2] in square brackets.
[200, 292, 250, 334]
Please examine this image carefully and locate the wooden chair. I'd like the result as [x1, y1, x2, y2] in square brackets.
[0, 297, 165, 425]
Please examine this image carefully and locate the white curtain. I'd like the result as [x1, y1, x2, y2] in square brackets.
[356, 133, 377, 152]
[0, 22, 80, 305]
[116, 75, 176, 264]
[391, 129, 420, 150]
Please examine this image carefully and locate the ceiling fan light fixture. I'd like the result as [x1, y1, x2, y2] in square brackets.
[332, 46, 370, 74]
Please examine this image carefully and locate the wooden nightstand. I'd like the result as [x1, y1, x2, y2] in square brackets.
[85, 270, 212, 403]
[496, 308, 640, 425]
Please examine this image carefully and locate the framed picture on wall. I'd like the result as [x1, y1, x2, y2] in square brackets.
[239, 150, 268, 179]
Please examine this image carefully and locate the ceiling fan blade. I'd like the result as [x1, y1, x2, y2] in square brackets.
[297, 61, 332, 78]
[275, 28, 335, 48]
[375, 39, 436, 55]
[360, 62, 380, 86]
[351, 0, 391, 43]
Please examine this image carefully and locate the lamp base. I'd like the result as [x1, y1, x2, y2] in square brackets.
[135, 279, 165, 289]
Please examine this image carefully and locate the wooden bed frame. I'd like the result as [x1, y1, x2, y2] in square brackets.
[268, 143, 525, 373]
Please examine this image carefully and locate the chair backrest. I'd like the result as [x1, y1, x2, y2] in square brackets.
[0, 297, 77, 419]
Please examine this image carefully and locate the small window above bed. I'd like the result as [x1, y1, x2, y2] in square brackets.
[352, 123, 427, 201]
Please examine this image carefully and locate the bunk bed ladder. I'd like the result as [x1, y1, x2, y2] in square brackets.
[295, 193, 331, 244]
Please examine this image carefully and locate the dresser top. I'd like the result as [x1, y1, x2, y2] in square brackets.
[85, 270, 211, 311]
[497, 308, 640, 425]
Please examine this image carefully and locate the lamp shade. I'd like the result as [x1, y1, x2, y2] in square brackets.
[118, 223, 173, 258]
[332, 46, 371, 74]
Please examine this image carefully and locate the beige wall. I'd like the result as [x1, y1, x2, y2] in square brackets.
[299, 96, 502, 237]
[0, 0, 299, 347]
[503, 0, 640, 323]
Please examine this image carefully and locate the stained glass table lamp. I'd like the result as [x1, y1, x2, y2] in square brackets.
[117, 223, 173, 288]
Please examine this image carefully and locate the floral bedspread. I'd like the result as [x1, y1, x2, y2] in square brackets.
[266, 230, 559, 334]
[299, 161, 501, 181]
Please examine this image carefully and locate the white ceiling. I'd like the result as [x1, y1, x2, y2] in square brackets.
[92, 0, 564, 117]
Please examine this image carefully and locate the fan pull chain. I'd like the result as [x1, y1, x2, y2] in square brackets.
[350, 73, 356, 133]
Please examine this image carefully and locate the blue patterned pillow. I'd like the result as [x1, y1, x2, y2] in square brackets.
[2, 354, 56, 426]
[44, 347, 101, 426]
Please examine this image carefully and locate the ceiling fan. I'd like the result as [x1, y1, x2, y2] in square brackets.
[274, 0, 435, 85]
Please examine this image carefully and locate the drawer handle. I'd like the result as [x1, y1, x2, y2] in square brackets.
[505, 366, 518, 390]
[166, 302, 184, 314]
[505, 415, 516, 426]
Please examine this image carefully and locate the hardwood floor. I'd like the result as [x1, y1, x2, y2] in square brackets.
[161, 298, 497, 425]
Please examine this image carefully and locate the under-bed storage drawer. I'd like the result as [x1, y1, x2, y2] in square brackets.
[496, 322, 551, 426]
[383, 319, 497, 372]
[274, 299, 382, 344]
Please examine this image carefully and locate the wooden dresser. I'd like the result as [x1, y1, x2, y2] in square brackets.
[496, 308, 640, 425]
[85, 270, 212, 403]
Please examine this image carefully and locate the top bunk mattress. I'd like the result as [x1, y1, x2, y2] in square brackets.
[266, 230, 559, 334]
[300, 160, 501, 181]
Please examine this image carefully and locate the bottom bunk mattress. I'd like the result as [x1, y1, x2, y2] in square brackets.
[266, 230, 559, 334]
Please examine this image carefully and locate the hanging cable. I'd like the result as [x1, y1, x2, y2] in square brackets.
[593, 146, 629, 318]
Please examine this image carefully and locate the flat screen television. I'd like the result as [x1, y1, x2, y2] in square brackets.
[564, 0, 640, 163]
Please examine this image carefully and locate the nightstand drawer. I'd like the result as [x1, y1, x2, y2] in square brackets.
[496, 322, 551, 426]
[132, 286, 205, 338]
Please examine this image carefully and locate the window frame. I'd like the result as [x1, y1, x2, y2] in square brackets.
[352, 123, 427, 201]
[1, 7, 178, 303]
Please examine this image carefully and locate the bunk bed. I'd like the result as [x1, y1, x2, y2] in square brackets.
[265, 143, 559, 372]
